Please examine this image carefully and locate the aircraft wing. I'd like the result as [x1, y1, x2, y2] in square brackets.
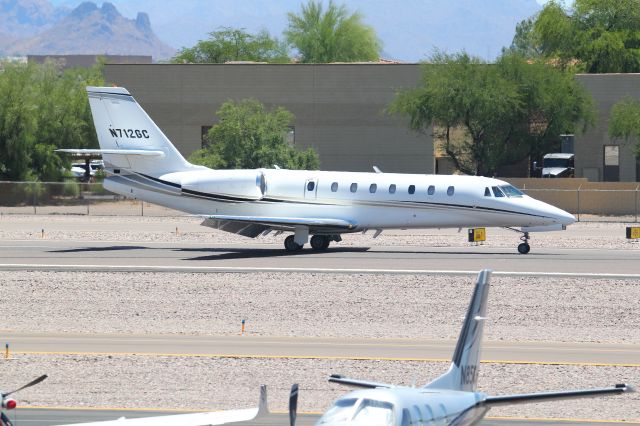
[200, 215, 357, 238]
[328, 374, 393, 389]
[484, 383, 634, 406]
[56, 385, 268, 426]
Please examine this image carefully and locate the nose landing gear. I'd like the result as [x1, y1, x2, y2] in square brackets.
[506, 228, 531, 254]
[517, 232, 531, 254]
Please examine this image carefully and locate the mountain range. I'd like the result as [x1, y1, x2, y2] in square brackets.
[0, 0, 175, 59]
[1, 0, 542, 62]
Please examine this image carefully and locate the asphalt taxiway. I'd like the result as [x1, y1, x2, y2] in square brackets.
[10, 408, 640, 426]
[1, 240, 639, 276]
[5, 332, 639, 366]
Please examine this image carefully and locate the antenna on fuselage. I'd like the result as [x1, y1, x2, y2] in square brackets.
[373, 166, 383, 173]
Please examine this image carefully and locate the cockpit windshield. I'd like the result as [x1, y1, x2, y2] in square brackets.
[352, 399, 394, 425]
[317, 398, 358, 424]
[317, 398, 395, 425]
[499, 185, 524, 197]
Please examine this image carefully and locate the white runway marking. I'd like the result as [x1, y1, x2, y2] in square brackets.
[1, 263, 639, 279]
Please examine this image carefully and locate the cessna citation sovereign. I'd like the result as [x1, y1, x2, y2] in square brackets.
[314, 270, 634, 426]
[61, 87, 575, 254]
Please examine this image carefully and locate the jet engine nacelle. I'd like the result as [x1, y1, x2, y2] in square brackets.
[180, 169, 266, 200]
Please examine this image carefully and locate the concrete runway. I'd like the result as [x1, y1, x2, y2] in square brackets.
[1, 240, 640, 276]
[9, 408, 640, 426]
[5, 332, 639, 366]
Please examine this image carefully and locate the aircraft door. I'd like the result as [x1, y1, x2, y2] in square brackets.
[304, 178, 318, 199]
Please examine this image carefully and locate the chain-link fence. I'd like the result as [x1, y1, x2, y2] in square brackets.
[522, 188, 640, 222]
[0, 181, 181, 216]
[0, 181, 638, 222]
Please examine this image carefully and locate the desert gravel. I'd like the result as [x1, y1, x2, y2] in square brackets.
[2, 214, 639, 421]
[1, 354, 638, 421]
[2, 271, 639, 343]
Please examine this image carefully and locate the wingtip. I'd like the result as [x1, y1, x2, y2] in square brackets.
[617, 383, 636, 393]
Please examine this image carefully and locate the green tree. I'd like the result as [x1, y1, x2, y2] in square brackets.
[189, 99, 319, 170]
[609, 98, 640, 155]
[0, 61, 103, 181]
[172, 27, 290, 63]
[517, 0, 640, 72]
[388, 51, 595, 176]
[285, 0, 381, 63]
[509, 16, 542, 58]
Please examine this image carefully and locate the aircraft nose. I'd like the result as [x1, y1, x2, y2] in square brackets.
[554, 207, 576, 226]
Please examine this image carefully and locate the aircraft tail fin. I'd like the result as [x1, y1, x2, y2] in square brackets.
[84, 86, 198, 177]
[424, 269, 492, 392]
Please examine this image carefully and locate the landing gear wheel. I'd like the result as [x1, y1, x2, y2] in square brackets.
[310, 235, 330, 250]
[517, 231, 531, 254]
[284, 235, 303, 252]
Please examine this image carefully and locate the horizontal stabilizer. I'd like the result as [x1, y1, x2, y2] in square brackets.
[485, 383, 634, 406]
[328, 374, 393, 389]
[57, 149, 165, 157]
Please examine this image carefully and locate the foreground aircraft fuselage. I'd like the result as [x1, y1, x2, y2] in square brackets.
[61, 87, 575, 253]
[316, 271, 634, 426]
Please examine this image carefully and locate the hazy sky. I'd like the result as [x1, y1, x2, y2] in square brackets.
[42, 0, 544, 61]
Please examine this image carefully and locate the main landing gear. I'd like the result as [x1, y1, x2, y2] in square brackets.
[284, 234, 341, 252]
[517, 231, 531, 255]
[284, 235, 303, 252]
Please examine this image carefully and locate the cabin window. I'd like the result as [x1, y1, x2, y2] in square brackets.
[447, 186, 454, 196]
[428, 185, 435, 195]
[423, 405, 434, 421]
[484, 187, 491, 197]
[350, 183, 358, 193]
[389, 184, 396, 194]
[412, 405, 424, 425]
[492, 186, 505, 197]
[331, 182, 338, 192]
[439, 403, 448, 422]
[369, 183, 377, 193]
[307, 181, 315, 191]
[408, 185, 416, 194]
[401, 409, 412, 426]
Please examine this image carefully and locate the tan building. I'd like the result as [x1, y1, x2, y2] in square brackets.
[104, 63, 432, 173]
[575, 74, 640, 182]
[103, 64, 639, 180]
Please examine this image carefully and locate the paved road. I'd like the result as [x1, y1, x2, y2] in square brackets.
[1, 240, 640, 276]
[4, 332, 639, 366]
[9, 409, 639, 426]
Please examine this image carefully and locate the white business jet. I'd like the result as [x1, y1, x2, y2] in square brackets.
[60, 87, 575, 254]
[313, 269, 634, 426]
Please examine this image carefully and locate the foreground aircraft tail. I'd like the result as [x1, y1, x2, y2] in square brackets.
[425, 269, 491, 392]
[59, 86, 198, 177]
